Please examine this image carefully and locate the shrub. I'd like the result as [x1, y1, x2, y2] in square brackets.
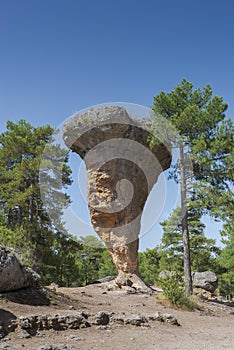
[159, 272, 197, 310]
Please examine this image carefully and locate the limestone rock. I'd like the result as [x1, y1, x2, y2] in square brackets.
[0, 309, 180, 339]
[0, 246, 40, 292]
[92, 311, 110, 326]
[63, 106, 171, 284]
[38, 346, 81, 350]
[124, 314, 147, 326]
[192, 271, 218, 293]
[149, 312, 180, 326]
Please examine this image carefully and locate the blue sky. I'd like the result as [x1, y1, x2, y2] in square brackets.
[0, 0, 233, 250]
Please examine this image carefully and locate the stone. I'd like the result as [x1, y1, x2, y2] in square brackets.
[148, 311, 180, 326]
[110, 313, 125, 324]
[98, 275, 116, 283]
[86, 275, 116, 285]
[0, 310, 17, 339]
[124, 314, 146, 326]
[110, 312, 147, 327]
[48, 282, 59, 291]
[19, 330, 31, 338]
[38, 346, 82, 350]
[192, 271, 218, 293]
[0, 309, 180, 340]
[0, 246, 40, 292]
[38, 346, 53, 350]
[18, 312, 90, 335]
[92, 311, 110, 325]
[67, 334, 83, 341]
[148, 311, 164, 322]
[63, 106, 171, 289]
[68, 306, 76, 310]
[161, 313, 180, 326]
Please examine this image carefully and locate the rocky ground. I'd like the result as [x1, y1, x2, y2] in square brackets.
[0, 283, 233, 350]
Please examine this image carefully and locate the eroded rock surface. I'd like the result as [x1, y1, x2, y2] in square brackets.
[63, 106, 171, 286]
[0, 246, 40, 292]
[192, 271, 218, 293]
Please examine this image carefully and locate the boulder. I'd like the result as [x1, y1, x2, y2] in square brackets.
[63, 106, 171, 288]
[0, 246, 40, 292]
[158, 270, 174, 279]
[158, 270, 183, 282]
[192, 271, 218, 293]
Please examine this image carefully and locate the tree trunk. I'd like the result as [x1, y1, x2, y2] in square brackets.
[179, 143, 193, 295]
[29, 193, 34, 223]
[17, 205, 22, 227]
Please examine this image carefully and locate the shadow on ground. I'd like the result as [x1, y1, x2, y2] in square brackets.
[2, 287, 50, 306]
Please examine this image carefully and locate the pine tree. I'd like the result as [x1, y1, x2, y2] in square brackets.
[0, 120, 72, 270]
[218, 201, 234, 299]
[138, 247, 160, 285]
[159, 207, 219, 274]
[150, 80, 231, 293]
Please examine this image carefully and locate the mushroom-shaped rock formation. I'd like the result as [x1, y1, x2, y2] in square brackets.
[63, 106, 171, 291]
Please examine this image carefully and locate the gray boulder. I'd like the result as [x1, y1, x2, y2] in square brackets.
[192, 271, 218, 293]
[0, 246, 40, 292]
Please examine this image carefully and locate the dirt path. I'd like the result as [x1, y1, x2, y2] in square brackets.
[0, 284, 233, 350]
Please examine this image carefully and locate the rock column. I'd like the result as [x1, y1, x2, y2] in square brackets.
[63, 106, 171, 288]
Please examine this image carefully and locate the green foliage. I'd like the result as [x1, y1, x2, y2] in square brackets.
[98, 248, 117, 279]
[138, 247, 160, 285]
[218, 215, 234, 298]
[76, 236, 104, 285]
[0, 120, 72, 274]
[159, 273, 186, 307]
[219, 272, 234, 300]
[159, 273, 197, 310]
[0, 120, 118, 287]
[152, 79, 227, 140]
[151, 79, 233, 293]
[75, 236, 116, 286]
[159, 207, 219, 274]
[191, 118, 234, 222]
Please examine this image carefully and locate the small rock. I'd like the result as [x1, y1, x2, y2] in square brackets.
[68, 306, 76, 310]
[162, 313, 180, 326]
[0, 338, 10, 342]
[38, 345, 53, 350]
[48, 283, 59, 290]
[67, 335, 83, 341]
[124, 314, 147, 326]
[124, 286, 137, 294]
[148, 311, 180, 326]
[93, 312, 110, 326]
[110, 314, 125, 324]
[148, 311, 164, 322]
[19, 330, 31, 339]
[38, 345, 82, 350]
[96, 325, 110, 330]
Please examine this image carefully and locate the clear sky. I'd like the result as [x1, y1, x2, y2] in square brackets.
[0, 0, 233, 250]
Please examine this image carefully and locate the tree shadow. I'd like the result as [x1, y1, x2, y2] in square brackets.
[201, 295, 234, 308]
[2, 287, 50, 306]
